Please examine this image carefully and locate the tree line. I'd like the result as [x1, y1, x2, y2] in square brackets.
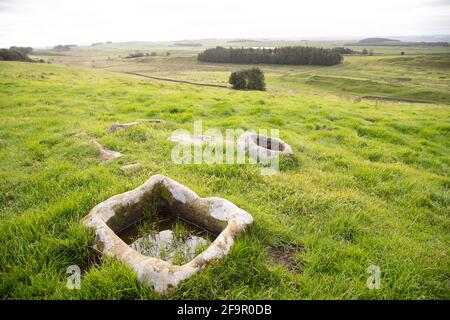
[9, 46, 33, 55]
[124, 51, 168, 58]
[198, 46, 343, 66]
[0, 49, 33, 62]
[54, 44, 75, 52]
[333, 47, 357, 54]
[0, 48, 48, 63]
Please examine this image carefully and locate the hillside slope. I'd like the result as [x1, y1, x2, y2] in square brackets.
[0, 61, 448, 299]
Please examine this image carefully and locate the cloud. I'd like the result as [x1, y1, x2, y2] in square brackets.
[0, 0, 14, 12]
[428, 0, 450, 6]
[0, 0, 449, 47]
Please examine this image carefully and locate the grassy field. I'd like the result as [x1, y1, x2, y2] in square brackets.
[0, 42, 449, 299]
[32, 40, 450, 104]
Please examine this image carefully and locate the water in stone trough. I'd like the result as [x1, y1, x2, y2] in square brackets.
[117, 210, 215, 265]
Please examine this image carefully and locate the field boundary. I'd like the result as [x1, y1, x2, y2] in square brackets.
[120, 72, 229, 88]
[360, 95, 436, 104]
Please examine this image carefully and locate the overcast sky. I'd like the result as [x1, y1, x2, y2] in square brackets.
[0, 0, 449, 47]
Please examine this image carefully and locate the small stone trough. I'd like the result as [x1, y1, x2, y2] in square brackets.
[82, 174, 253, 294]
[237, 132, 293, 162]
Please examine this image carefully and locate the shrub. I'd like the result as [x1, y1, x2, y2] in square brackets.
[229, 71, 247, 90]
[229, 68, 266, 91]
[0, 49, 33, 62]
[246, 67, 266, 90]
[53, 44, 72, 52]
[125, 52, 145, 59]
[10, 46, 33, 55]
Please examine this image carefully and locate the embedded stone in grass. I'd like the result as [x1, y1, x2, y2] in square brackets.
[237, 132, 293, 162]
[107, 122, 139, 133]
[107, 119, 164, 133]
[168, 133, 222, 145]
[82, 174, 253, 294]
[121, 162, 143, 173]
[91, 139, 122, 162]
[139, 119, 165, 124]
[67, 131, 88, 138]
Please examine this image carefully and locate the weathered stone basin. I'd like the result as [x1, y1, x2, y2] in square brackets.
[82, 174, 253, 294]
[237, 132, 293, 162]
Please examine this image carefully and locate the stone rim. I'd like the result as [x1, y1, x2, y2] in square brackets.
[237, 132, 293, 161]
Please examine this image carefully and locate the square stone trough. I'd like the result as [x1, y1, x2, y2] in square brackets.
[82, 174, 253, 294]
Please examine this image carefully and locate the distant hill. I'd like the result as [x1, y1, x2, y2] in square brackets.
[173, 42, 202, 47]
[346, 37, 449, 47]
[358, 37, 400, 44]
[226, 39, 262, 43]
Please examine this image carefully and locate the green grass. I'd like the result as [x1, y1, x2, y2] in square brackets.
[33, 41, 450, 104]
[0, 59, 449, 299]
[275, 54, 450, 103]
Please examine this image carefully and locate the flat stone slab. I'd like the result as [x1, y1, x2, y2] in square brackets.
[92, 139, 122, 162]
[107, 119, 165, 133]
[82, 174, 253, 294]
[140, 119, 165, 124]
[69, 132, 88, 138]
[107, 122, 139, 133]
[168, 133, 224, 145]
[121, 162, 143, 173]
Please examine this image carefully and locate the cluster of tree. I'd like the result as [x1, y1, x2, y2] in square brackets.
[0, 49, 33, 62]
[53, 44, 72, 52]
[125, 51, 157, 58]
[229, 67, 266, 91]
[125, 52, 146, 58]
[361, 49, 374, 55]
[198, 46, 343, 66]
[9, 46, 33, 55]
[416, 42, 449, 47]
[91, 42, 103, 46]
[333, 47, 357, 54]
